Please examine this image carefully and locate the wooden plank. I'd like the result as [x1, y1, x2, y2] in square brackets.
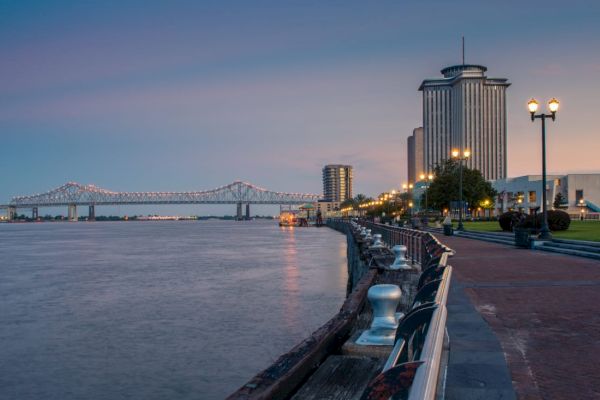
[291, 356, 383, 400]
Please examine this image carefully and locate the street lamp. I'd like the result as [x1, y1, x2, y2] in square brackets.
[451, 149, 471, 231]
[483, 199, 491, 220]
[419, 173, 434, 225]
[528, 97, 559, 240]
[402, 183, 414, 217]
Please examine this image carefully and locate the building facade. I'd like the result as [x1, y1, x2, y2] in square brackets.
[407, 127, 424, 185]
[492, 174, 600, 218]
[419, 64, 510, 180]
[322, 164, 353, 202]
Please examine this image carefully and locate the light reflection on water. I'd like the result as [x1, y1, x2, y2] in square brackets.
[282, 227, 300, 329]
[0, 220, 347, 400]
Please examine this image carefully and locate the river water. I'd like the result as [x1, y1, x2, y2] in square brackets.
[0, 220, 348, 400]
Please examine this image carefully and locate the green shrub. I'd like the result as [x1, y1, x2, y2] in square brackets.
[543, 209, 571, 231]
[498, 211, 523, 232]
[506, 210, 570, 232]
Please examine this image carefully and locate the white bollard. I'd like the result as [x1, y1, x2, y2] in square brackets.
[370, 233, 385, 249]
[356, 284, 402, 346]
[389, 245, 410, 270]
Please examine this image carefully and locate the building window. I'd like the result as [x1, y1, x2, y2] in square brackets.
[575, 190, 584, 204]
[529, 191, 536, 203]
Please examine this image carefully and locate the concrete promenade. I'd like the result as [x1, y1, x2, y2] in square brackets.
[442, 234, 600, 400]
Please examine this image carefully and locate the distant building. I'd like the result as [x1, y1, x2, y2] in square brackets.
[316, 200, 341, 218]
[419, 64, 510, 180]
[407, 127, 424, 184]
[322, 164, 353, 202]
[492, 174, 600, 217]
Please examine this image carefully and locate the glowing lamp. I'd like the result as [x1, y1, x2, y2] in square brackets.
[548, 98, 559, 113]
[528, 98, 539, 113]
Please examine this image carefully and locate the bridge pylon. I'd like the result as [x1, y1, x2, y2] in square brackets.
[68, 204, 77, 222]
[236, 202, 243, 220]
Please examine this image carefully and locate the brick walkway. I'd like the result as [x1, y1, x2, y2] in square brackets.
[442, 235, 600, 400]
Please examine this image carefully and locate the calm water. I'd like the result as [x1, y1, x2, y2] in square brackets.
[0, 220, 348, 400]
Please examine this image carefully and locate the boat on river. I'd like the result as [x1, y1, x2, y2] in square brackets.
[278, 211, 298, 227]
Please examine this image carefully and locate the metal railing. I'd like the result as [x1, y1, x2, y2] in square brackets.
[359, 220, 453, 266]
[334, 219, 453, 400]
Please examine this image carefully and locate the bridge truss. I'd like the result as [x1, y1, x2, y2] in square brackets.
[4, 181, 321, 209]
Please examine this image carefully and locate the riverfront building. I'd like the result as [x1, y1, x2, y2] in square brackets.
[407, 127, 424, 185]
[492, 174, 600, 218]
[322, 164, 353, 202]
[419, 64, 510, 180]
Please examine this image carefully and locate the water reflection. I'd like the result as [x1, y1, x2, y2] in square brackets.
[282, 226, 299, 329]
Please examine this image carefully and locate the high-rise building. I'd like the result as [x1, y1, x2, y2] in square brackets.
[407, 127, 424, 184]
[419, 64, 510, 180]
[322, 165, 353, 202]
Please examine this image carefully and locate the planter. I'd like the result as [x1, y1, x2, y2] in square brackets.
[443, 224, 453, 236]
[514, 228, 531, 248]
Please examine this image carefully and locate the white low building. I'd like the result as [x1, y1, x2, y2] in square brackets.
[492, 174, 600, 218]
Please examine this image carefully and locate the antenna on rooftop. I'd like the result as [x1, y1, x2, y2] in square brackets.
[462, 36, 465, 65]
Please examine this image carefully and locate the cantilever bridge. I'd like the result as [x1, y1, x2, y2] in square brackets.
[1, 181, 321, 220]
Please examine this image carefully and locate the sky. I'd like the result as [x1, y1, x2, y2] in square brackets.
[1, 0, 599, 215]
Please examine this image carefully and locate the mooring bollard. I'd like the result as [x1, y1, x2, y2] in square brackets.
[390, 245, 410, 270]
[370, 233, 385, 249]
[356, 284, 402, 346]
[365, 229, 372, 240]
[360, 227, 367, 237]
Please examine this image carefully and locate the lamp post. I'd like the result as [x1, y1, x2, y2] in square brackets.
[528, 97, 559, 240]
[483, 199, 491, 220]
[402, 183, 414, 218]
[419, 173, 434, 225]
[451, 149, 471, 231]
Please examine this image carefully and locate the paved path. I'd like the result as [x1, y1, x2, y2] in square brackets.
[441, 234, 600, 400]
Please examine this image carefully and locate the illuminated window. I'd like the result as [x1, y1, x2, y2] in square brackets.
[529, 191, 536, 203]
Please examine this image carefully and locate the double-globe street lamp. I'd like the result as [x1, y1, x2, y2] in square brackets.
[419, 173, 434, 225]
[451, 149, 471, 231]
[528, 97, 560, 240]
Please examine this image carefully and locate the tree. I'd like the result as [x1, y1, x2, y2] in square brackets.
[340, 198, 355, 209]
[553, 192, 567, 209]
[424, 159, 497, 212]
[354, 193, 368, 204]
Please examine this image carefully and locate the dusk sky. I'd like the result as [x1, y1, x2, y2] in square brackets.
[1, 0, 599, 215]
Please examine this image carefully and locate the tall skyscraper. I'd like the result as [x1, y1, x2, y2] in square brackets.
[407, 127, 424, 184]
[419, 64, 510, 180]
[322, 165, 353, 202]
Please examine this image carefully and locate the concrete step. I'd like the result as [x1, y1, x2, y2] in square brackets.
[551, 238, 600, 248]
[542, 241, 600, 254]
[453, 231, 515, 246]
[459, 231, 513, 240]
[534, 244, 600, 261]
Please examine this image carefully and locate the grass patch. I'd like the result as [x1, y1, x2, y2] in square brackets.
[552, 221, 600, 242]
[460, 221, 504, 232]
[458, 220, 600, 242]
